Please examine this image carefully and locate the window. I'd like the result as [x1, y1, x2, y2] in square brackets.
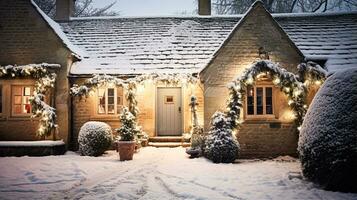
[12, 86, 33, 116]
[165, 96, 174, 104]
[246, 86, 274, 116]
[0, 86, 2, 114]
[97, 87, 123, 115]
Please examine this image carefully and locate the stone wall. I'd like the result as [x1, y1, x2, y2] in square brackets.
[201, 2, 304, 157]
[71, 78, 204, 150]
[0, 0, 73, 143]
[237, 122, 298, 158]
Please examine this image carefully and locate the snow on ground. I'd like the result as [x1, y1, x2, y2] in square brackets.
[0, 147, 356, 200]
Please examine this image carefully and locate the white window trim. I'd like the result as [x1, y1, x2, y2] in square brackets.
[96, 87, 123, 115]
[245, 85, 276, 119]
[11, 85, 33, 117]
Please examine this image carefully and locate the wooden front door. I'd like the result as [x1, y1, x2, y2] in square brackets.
[157, 87, 182, 136]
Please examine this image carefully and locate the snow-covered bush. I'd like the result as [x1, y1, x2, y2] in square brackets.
[204, 112, 240, 163]
[190, 125, 205, 149]
[298, 68, 357, 192]
[78, 121, 113, 156]
[116, 107, 141, 141]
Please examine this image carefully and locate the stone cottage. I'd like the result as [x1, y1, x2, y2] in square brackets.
[0, 0, 356, 157]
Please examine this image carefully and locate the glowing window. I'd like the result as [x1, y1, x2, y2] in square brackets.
[97, 87, 123, 115]
[246, 86, 274, 116]
[12, 86, 33, 116]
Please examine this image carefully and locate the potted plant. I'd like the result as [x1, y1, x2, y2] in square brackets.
[116, 107, 141, 161]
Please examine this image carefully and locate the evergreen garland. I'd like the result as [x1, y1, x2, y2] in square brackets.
[226, 60, 327, 132]
[70, 73, 199, 140]
[0, 63, 60, 137]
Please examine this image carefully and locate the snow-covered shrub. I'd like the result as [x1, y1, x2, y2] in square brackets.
[204, 112, 240, 163]
[78, 121, 113, 156]
[298, 68, 357, 192]
[116, 107, 141, 141]
[191, 125, 205, 149]
[186, 125, 205, 158]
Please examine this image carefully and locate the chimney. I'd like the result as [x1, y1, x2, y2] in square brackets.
[198, 0, 211, 15]
[55, 0, 75, 21]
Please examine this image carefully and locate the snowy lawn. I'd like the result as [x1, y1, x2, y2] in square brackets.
[0, 147, 356, 200]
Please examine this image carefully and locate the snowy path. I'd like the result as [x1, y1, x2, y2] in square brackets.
[0, 147, 356, 200]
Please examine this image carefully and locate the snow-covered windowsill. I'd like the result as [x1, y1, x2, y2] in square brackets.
[90, 116, 120, 121]
[0, 140, 65, 147]
[7, 117, 39, 121]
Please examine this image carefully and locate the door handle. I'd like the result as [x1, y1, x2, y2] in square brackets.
[178, 107, 181, 113]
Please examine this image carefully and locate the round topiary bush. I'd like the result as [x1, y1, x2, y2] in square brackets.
[204, 111, 240, 163]
[78, 121, 113, 156]
[298, 68, 357, 192]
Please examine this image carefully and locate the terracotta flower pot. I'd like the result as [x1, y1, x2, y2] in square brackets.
[117, 141, 136, 161]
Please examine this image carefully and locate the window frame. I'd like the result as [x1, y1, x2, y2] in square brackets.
[96, 87, 123, 115]
[11, 85, 34, 117]
[245, 84, 276, 119]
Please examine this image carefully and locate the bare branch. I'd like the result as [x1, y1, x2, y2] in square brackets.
[34, 0, 119, 19]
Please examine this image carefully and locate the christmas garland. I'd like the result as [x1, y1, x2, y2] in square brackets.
[0, 63, 60, 137]
[70, 73, 198, 97]
[297, 61, 327, 86]
[226, 60, 326, 132]
[70, 73, 198, 105]
[70, 72, 199, 134]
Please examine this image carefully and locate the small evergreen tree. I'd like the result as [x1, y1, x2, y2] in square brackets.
[116, 107, 141, 141]
[204, 111, 240, 163]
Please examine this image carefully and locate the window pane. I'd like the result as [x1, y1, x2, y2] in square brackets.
[98, 104, 105, 114]
[24, 87, 31, 96]
[108, 97, 114, 105]
[23, 96, 31, 104]
[14, 105, 22, 114]
[13, 87, 21, 95]
[247, 86, 254, 115]
[15, 96, 22, 105]
[117, 88, 123, 114]
[108, 105, 115, 114]
[256, 87, 263, 115]
[108, 88, 114, 96]
[98, 88, 105, 97]
[98, 88, 106, 114]
[117, 87, 123, 96]
[108, 89, 115, 114]
[266, 87, 273, 114]
[23, 104, 31, 114]
[117, 96, 122, 113]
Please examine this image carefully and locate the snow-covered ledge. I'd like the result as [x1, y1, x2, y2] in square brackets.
[0, 140, 66, 157]
[0, 140, 65, 147]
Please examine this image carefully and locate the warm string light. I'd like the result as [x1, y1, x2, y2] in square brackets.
[226, 60, 326, 134]
[70, 73, 200, 139]
[273, 77, 281, 84]
[0, 63, 59, 137]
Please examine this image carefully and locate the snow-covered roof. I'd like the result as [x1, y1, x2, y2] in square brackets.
[59, 12, 357, 75]
[30, 0, 82, 60]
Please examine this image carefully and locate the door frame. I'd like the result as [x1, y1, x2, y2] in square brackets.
[155, 86, 184, 136]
